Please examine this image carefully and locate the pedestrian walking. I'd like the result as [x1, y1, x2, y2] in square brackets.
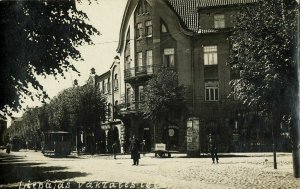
[209, 134, 219, 164]
[6, 142, 11, 154]
[130, 136, 140, 166]
[112, 142, 117, 159]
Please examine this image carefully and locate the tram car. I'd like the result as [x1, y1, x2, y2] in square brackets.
[42, 131, 72, 157]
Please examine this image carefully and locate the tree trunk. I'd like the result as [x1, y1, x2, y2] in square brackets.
[271, 106, 281, 169]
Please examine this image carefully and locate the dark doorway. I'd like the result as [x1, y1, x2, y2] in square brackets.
[142, 128, 151, 152]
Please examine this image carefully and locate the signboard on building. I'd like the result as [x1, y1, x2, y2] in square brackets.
[155, 143, 166, 151]
[187, 117, 200, 157]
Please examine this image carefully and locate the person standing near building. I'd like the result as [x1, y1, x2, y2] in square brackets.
[112, 142, 117, 159]
[6, 142, 11, 154]
[130, 136, 140, 166]
[209, 134, 219, 164]
[141, 140, 146, 157]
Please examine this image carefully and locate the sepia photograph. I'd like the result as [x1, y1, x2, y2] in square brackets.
[0, 0, 300, 188]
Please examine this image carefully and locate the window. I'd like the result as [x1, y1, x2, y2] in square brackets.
[146, 50, 153, 73]
[162, 23, 168, 33]
[204, 46, 218, 65]
[163, 48, 175, 67]
[99, 82, 103, 93]
[108, 103, 111, 118]
[205, 81, 219, 101]
[136, 0, 150, 15]
[136, 23, 142, 39]
[107, 78, 111, 93]
[137, 3, 143, 15]
[137, 52, 143, 72]
[214, 14, 225, 28]
[138, 86, 144, 101]
[126, 88, 132, 104]
[102, 81, 105, 93]
[125, 55, 131, 69]
[145, 20, 152, 37]
[114, 74, 118, 90]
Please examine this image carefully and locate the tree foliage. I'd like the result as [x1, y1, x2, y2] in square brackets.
[141, 68, 187, 123]
[228, 0, 298, 122]
[0, 0, 100, 117]
[8, 83, 106, 140]
[45, 84, 107, 132]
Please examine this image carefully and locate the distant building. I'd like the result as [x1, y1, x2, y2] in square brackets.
[91, 56, 126, 153]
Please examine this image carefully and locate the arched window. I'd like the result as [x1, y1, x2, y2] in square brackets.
[114, 74, 118, 90]
[108, 103, 112, 118]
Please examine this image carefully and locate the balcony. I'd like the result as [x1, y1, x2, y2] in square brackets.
[124, 65, 154, 80]
[115, 101, 144, 115]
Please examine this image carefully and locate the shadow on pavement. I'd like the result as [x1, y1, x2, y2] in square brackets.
[0, 153, 88, 187]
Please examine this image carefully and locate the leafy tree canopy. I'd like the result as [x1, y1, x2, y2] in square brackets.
[0, 0, 100, 117]
[45, 83, 107, 132]
[141, 68, 187, 122]
[228, 0, 298, 120]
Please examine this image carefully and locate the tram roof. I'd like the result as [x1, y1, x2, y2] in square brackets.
[43, 131, 71, 134]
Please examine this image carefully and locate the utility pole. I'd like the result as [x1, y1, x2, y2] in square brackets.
[293, 0, 300, 178]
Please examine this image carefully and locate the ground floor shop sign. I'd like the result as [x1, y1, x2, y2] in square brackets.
[187, 117, 200, 157]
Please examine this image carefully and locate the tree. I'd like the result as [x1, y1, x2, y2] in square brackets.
[46, 83, 106, 154]
[228, 0, 298, 172]
[141, 68, 187, 145]
[0, 0, 100, 117]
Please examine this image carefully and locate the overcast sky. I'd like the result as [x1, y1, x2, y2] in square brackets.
[8, 0, 127, 123]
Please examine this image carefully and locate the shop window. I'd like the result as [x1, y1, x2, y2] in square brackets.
[205, 81, 219, 101]
[204, 46, 218, 65]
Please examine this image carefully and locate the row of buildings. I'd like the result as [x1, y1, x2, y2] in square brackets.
[3, 0, 290, 155]
[89, 0, 291, 155]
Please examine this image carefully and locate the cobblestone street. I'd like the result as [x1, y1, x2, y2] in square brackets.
[1, 150, 300, 189]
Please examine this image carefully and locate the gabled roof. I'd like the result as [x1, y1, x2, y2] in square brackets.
[166, 0, 257, 32]
[117, 0, 257, 52]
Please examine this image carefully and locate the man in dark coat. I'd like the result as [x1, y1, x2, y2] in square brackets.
[209, 135, 219, 164]
[130, 136, 140, 166]
[112, 142, 117, 159]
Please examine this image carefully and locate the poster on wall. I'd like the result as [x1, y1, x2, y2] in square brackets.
[187, 117, 200, 154]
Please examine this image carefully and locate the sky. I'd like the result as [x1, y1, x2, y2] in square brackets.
[8, 0, 128, 124]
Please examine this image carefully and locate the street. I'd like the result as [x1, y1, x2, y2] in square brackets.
[0, 150, 300, 189]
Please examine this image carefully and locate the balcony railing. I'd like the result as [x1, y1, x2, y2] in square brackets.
[124, 65, 154, 79]
[115, 101, 144, 115]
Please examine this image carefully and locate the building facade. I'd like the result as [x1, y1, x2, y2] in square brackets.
[113, 0, 273, 155]
[93, 56, 126, 153]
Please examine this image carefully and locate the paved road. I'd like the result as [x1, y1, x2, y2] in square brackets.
[0, 150, 300, 189]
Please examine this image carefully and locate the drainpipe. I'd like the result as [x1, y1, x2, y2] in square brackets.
[191, 33, 195, 116]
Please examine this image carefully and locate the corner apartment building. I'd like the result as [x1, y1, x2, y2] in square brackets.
[113, 0, 265, 155]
